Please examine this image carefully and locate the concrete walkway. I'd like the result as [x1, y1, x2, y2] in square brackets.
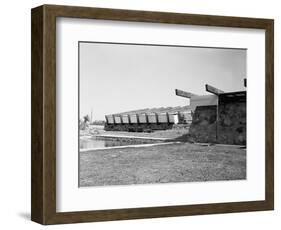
[95, 134, 170, 141]
[80, 141, 181, 152]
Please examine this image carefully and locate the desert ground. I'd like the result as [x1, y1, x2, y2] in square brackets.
[79, 141, 246, 187]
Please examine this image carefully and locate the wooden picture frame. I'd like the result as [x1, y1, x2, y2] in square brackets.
[31, 4, 274, 225]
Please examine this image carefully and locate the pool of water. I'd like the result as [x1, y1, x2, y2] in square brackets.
[80, 137, 160, 150]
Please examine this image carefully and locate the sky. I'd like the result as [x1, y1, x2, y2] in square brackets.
[79, 42, 246, 121]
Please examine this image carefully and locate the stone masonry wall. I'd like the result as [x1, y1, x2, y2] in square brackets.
[188, 105, 217, 143]
[188, 102, 246, 145]
[217, 102, 246, 145]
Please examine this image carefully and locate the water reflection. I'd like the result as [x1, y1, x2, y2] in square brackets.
[80, 137, 158, 150]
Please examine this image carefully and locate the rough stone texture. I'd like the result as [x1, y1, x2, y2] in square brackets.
[218, 102, 246, 145]
[188, 105, 217, 143]
[188, 102, 246, 145]
[104, 123, 174, 132]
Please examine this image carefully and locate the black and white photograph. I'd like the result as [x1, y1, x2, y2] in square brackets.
[78, 42, 247, 187]
[27, 2, 275, 225]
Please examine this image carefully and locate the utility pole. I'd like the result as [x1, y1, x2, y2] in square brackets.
[90, 109, 93, 123]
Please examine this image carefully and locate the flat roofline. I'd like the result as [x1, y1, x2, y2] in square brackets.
[219, 91, 246, 96]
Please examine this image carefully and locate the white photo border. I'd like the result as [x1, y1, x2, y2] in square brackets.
[56, 17, 265, 212]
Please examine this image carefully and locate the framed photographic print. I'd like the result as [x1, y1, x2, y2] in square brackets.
[31, 4, 274, 225]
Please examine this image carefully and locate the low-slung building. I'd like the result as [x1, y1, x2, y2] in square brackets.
[104, 80, 246, 145]
[176, 82, 246, 145]
[104, 107, 192, 132]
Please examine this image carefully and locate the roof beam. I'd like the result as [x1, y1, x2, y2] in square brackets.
[205, 84, 224, 95]
[175, 89, 196, 98]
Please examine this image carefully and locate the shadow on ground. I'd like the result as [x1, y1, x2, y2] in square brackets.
[18, 212, 31, 220]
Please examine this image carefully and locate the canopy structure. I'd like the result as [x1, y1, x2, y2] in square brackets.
[175, 79, 247, 144]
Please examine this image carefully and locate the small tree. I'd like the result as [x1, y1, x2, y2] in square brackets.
[83, 115, 90, 123]
[80, 115, 90, 130]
